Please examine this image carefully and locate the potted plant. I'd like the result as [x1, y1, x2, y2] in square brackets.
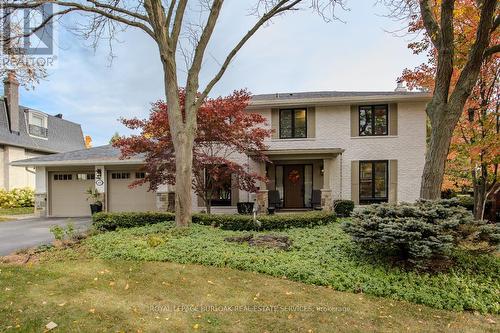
[86, 188, 103, 214]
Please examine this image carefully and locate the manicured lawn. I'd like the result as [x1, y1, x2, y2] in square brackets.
[86, 222, 500, 314]
[0, 207, 34, 216]
[0, 259, 498, 332]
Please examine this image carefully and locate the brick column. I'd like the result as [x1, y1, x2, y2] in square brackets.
[155, 184, 171, 212]
[34, 193, 47, 217]
[256, 190, 268, 214]
[320, 189, 333, 211]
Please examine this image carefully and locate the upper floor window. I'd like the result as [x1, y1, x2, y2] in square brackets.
[28, 111, 48, 138]
[359, 105, 388, 136]
[280, 109, 307, 139]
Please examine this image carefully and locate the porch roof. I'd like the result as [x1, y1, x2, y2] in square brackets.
[262, 148, 343, 160]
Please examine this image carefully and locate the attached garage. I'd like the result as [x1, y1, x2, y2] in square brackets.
[107, 170, 156, 212]
[49, 171, 95, 217]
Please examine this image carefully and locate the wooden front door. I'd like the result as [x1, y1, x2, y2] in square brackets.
[283, 165, 304, 208]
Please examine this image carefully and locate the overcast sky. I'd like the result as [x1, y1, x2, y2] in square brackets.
[12, 1, 425, 146]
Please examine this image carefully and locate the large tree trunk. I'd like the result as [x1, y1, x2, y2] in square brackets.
[420, 105, 458, 199]
[173, 132, 194, 226]
[473, 180, 487, 220]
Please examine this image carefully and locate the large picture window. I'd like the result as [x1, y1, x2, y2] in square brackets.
[359, 105, 388, 136]
[279, 109, 307, 139]
[359, 161, 388, 204]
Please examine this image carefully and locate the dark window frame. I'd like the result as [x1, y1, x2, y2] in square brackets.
[76, 173, 95, 181]
[359, 160, 388, 204]
[111, 172, 130, 180]
[53, 174, 72, 181]
[358, 104, 388, 136]
[279, 108, 308, 139]
[205, 166, 232, 206]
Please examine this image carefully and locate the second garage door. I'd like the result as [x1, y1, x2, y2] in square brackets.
[50, 172, 95, 217]
[107, 171, 156, 212]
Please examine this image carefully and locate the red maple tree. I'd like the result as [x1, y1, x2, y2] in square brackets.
[114, 90, 271, 214]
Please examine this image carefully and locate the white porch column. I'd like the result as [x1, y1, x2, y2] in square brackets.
[256, 161, 268, 214]
[321, 158, 334, 211]
[95, 165, 106, 211]
[332, 154, 343, 200]
[34, 166, 47, 217]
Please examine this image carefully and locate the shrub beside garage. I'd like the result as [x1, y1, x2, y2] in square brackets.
[0, 188, 34, 208]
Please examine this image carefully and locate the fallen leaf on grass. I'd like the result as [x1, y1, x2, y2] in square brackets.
[125, 283, 129, 290]
[45, 321, 58, 330]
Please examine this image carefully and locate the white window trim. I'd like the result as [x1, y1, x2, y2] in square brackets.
[26, 110, 48, 140]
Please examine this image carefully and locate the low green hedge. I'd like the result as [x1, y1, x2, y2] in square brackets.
[92, 211, 336, 231]
[193, 211, 336, 231]
[92, 211, 175, 231]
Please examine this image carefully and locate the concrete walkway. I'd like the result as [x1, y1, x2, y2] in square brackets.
[0, 217, 92, 256]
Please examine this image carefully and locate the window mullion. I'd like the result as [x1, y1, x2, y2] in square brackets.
[371, 106, 375, 136]
[372, 161, 376, 199]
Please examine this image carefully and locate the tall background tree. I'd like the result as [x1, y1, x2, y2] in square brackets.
[398, 0, 499, 217]
[444, 63, 499, 219]
[114, 90, 271, 214]
[0, 19, 46, 87]
[385, 0, 498, 199]
[2, 0, 345, 226]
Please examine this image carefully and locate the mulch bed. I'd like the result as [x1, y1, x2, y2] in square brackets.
[224, 234, 292, 250]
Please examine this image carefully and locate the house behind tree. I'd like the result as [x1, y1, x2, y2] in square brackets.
[12, 89, 431, 216]
[1, 73, 85, 189]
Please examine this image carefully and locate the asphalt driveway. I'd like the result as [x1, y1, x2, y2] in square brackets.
[0, 217, 92, 256]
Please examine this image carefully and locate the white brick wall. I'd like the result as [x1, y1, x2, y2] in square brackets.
[252, 101, 427, 203]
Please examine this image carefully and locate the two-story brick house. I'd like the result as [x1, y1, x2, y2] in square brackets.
[12, 91, 430, 217]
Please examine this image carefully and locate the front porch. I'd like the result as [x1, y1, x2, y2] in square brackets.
[254, 148, 343, 212]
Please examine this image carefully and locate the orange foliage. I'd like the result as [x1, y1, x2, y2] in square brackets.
[84, 135, 92, 148]
[400, 0, 500, 192]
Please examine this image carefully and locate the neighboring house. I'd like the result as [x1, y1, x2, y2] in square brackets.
[12, 90, 431, 217]
[1, 73, 85, 190]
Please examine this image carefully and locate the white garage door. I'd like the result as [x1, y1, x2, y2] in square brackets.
[50, 172, 95, 217]
[107, 171, 156, 212]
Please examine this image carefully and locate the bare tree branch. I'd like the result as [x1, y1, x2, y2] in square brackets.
[198, 0, 306, 106]
[484, 44, 500, 57]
